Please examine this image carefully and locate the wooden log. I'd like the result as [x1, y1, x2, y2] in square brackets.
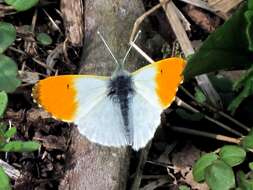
[60, 0, 149, 189]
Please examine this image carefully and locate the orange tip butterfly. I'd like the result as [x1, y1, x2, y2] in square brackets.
[32, 32, 185, 150]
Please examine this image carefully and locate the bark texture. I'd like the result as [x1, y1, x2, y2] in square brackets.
[60, 0, 84, 46]
[60, 0, 149, 189]
[80, 0, 148, 75]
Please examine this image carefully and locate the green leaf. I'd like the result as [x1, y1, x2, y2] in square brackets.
[0, 91, 8, 117]
[205, 160, 235, 190]
[248, 0, 253, 10]
[245, 11, 253, 51]
[183, 4, 252, 80]
[192, 152, 218, 182]
[249, 128, 253, 136]
[0, 54, 21, 93]
[0, 22, 16, 53]
[0, 123, 7, 136]
[249, 162, 253, 171]
[238, 171, 253, 190]
[0, 141, 40, 152]
[241, 134, 253, 150]
[4, 0, 39, 11]
[0, 123, 6, 145]
[0, 166, 11, 190]
[4, 127, 16, 139]
[228, 64, 253, 114]
[36, 33, 52, 46]
[178, 185, 190, 190]
[208, 74, 233, 93]
[175, 108, 204, 121]
[249, 0, 253, 10]
[194, 87, 206, 103]
[219, 145, 246, 167]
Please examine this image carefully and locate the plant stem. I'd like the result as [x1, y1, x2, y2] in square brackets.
[170, 126, 241, 144]
[176, 97, 243, 137]
[180, 86, 250, 132]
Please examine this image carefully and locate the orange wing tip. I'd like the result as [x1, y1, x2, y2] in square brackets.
[155, 57, 185, 108]
[31, 77, 78, 123]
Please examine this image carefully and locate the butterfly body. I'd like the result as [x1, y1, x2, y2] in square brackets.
[107, 72, 135, 145]
[32, 58, 185, 150]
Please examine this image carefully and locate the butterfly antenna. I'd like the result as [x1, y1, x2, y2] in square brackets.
[122, 30, 141, 65]
[97, 31, 119, 66]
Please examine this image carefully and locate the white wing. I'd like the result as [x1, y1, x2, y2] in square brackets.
[132, 64, 163, 108]
[130, 92, 162, 150]
[130, 64, 163, 150]
[74, 77, 129, 147]
[76, 96, 129, 147]
[74, 76, 108, 120]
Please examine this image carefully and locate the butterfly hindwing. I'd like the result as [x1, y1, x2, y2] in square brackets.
[129, 93, 162, 150]
[76, 95, 129, 147]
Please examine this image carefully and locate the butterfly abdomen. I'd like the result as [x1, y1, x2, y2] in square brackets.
[107, 74, 135, 144]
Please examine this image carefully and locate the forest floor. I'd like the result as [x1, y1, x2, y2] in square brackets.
[1, 0, 250, 189]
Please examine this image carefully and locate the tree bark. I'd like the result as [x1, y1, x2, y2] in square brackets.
[60, 0, 148, 189]
[60, 0, 84, 47]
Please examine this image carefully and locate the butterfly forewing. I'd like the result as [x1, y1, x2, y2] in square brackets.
[132, 57, 185, 109]
[131, 57, 185, 149]
[32, 74, 130, 147]
[32, 75, 109, 122]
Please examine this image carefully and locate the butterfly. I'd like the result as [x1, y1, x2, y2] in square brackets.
[32, 34, 185, 150]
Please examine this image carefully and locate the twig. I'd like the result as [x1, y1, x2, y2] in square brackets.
[180, 86, 250, 132]
[32, 58, 56, 72]
[141, 175, 169, 179]
[9, 46, 56, 73]
[171, 3, 191, 31]
[146, 160, 170, 167]
[208, 0, 243, 13]
[170, 126, 241, 144]
[0, 159, 21, 180]
[130, 42, 154, 63]
[9, 46, 26, 55]
[31, 9, 37, 33]
[43, 9, 62, 33]
[140, 177, 169, 190]
[176, 97, 243, 136]
[130, 142, 152, 190]
[219, 112, 250, 132]
[46, 43, 64, 75]
[130, 0, 171, 42]
[161, 0, 223, 109]
[178, 0, 215, 12]
[161, 0, 194, 55]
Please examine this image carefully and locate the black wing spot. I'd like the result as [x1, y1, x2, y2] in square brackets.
[161, 69, 163, 74]
[67, 84, 70, 89]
